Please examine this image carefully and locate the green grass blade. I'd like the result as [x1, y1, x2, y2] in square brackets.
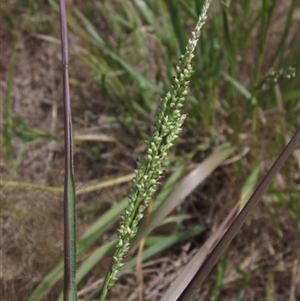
[165, 0, 187, 53]
[77, 240, 117, 283]
[242, 0, 251, 19]
[28, 199, 127, 301]
[0, 179, 63, 193]
[73, 8, 107, 48]
[120, 226, 205, 273]
[178, 1, 198, 21]
[49, 0, 162, 96]
[13, 119, 55, 141]
[0, 173, 134, 196]
[74, 8, 163, 94]
[240, 164, 260, 209]
[270, 0, 297, 66]
[57, 239, 118, 301]
[254, 0, 276, 82]
[223, 73, 257, 105]
[76, 173, 135, 195]
[132, 0, 163, 36]
[27, 261, 65, 301]
[9, 138, 44, 179]
[209, 255, 226, 301]
[3, 47, 16, 162]
[76, 199, 127, 255]
[152, 164, 185, 212]
[221, 2, 235, 65]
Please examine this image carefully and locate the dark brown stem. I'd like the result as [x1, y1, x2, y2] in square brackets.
[178, 126, 300, 301]
[59, 1, 76, 300]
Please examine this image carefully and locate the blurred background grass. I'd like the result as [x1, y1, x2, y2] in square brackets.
[1, 1, 299, 300]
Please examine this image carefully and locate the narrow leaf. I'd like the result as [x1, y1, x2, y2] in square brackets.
[121, 226, 205, 274]
[57, 239, 118, 301]
[74, 8, 163, 93]
[223, 73, 257, 105]
[28, 199, 127, 301]
[240, 164, 260, 209]
[3, 47, 16, 161]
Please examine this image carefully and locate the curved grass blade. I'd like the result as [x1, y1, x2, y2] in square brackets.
[165, 0, 187, 53]
[152, 164, 185, 212]
[239, 164, 260, 209]
[56, 239, 118, 301]
[270, 0, 297, 66]
[1, 173, 134, 195]
[28, 199, 127, 301]
[73, 9, 163, 94]
[48, 0, 162, 94]
[178, 1, 198, 21]
[132, 0, 165, 36]
[120, 225, 205, 274]
[76, 173, 135, 195]
[0, 179, 63, 193]
[223, 73, 257, 105]
[3, 47, 16, 162]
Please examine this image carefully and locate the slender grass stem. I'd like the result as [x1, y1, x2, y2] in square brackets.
[59, 1, 77, 300]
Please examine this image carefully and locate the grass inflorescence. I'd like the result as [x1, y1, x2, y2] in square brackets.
[99, 2, 212, 298]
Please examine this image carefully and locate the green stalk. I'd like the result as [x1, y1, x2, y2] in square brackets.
[166, 0, 186, 54]
[270, 0, 297, 67]
[3, 47, 16, 162]
[221, 0, 235, 68]
[59, 1, 77, 300]
[253, 0, 277, 83]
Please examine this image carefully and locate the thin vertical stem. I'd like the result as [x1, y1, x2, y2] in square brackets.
[59, 1, 77, 300]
